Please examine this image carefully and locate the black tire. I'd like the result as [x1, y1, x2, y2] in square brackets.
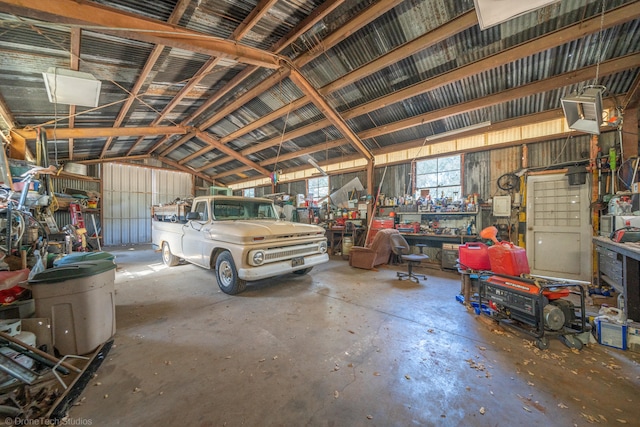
[536, 337, 549, 350]
[162, 242, 180, 267]
[292, 267, 313, 275]
[215, 251, 247, 295]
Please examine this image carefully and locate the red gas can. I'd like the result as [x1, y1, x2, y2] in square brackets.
[488, 242, 530, 276]
[458, 242, 491, 270]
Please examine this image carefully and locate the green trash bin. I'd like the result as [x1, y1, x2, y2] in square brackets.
[28, 260, 116, 355]
[53, 251, 115, 267]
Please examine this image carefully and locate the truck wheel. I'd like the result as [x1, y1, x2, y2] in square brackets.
[215, 251, 247, 295]
[292, 267, 313, 275]
[162, 242, 180, 267]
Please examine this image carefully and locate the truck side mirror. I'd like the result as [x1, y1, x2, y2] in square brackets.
[186, 212, 200, 221]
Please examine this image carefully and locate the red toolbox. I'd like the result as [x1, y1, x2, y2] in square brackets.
[459, 242, 491, 270]
[488, 242, 530, 276]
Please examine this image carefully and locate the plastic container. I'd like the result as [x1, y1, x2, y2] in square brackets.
[459, 242, 491, 270]
[53, 251, 115, 267]
[596, 318, 627, 350]
[487, 242, 530, 276]
[28, 260, 116, 355]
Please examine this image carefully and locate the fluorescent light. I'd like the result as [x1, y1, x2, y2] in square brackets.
[561, 87, 603, 135]
[474, 0, 562, 30]
[308, 158, 327, 176]
[43, 67, 101, 107]
[425, 121, 491, 141]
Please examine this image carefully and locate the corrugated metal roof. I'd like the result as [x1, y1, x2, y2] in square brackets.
[0, 0, 638, 187]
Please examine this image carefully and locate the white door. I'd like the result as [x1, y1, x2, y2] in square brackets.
[525, 173, 592, 282]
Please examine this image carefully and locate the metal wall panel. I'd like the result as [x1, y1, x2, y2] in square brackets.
[464, 151, 492, 201]
[103, 164, 192, 245]
[50, 177, 102, 240]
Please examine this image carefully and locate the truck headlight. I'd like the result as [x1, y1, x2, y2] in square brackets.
[319, 241, 327, 254]
[252, 251, 265, 265]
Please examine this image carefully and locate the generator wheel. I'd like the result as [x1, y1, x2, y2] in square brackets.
[536, 337, 549, 350]
[559, 335, 583, 350]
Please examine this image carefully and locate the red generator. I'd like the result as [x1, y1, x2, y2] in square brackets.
[478, 274, 589, 350]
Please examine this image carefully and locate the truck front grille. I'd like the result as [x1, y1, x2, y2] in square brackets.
[264, 244, 319, 262]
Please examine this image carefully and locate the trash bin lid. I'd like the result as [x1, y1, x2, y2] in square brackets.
[53, 251, 115, 267]
[29, 260, 116, 284]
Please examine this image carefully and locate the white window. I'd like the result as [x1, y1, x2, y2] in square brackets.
[243, 188, 255, 198]
[415, 155, 461, 200]
[308, 176, 329, 206]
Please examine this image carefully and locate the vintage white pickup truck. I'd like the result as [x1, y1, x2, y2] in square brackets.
[151, 195, 329, 294]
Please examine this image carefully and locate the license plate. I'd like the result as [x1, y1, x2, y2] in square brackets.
[292, 257, 304, 267]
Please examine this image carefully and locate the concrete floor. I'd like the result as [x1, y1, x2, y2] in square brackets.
[69, 245, 640, 426]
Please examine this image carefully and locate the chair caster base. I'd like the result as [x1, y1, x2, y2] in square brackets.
[397, 272, 427, 283]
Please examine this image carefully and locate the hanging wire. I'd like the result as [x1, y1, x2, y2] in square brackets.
[593, 0, 607, 86]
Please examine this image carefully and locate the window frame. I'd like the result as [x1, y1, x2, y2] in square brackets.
[414, 154, 462, 200]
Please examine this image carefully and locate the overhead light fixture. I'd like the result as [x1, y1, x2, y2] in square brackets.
[474, 0, 561, 30]
[308, 158, 327, 176]
[425, 121, 491, 141]
[561, 87, 604, 135]
[42, 67, 102, 108]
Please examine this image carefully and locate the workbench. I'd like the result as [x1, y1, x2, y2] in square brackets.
[401, 233, 479, 268]
[326, 227, 366, 256]
[593, 236, 640, 321]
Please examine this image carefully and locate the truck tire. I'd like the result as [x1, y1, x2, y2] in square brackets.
[215, 251, 247, 295]
[292, 267, 313, 275]
[162, 242, 180, 267]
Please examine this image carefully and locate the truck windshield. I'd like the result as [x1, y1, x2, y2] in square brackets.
[211, 200, 278, 221]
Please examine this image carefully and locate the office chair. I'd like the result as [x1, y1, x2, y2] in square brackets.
[389, 233, 429, 283]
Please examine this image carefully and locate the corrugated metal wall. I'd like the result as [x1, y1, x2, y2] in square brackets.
[465, 147, 522, 200]
[50, 177, 102, 238]
[103, 164, 192, 245]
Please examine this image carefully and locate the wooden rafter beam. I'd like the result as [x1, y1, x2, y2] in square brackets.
[354, 53, 640, 141]
[156, 68, 290, 157]
[0, 0, 282, 69]
[195, 131, 271, 177]
[99, 45, 165, 158]
[196, 3, 640, 172]
[164, 0, 397, 165]
[294, 0, 404, 68]
[233, 0, 278, 41]
[0, 92, 15, 130]
[11, 126, 187, 141]
[175, 10, 481, 167]
[221, 104, 618, 184]
[289, 68, 373, 161]
[99, 0, 189, 158]
[343, 2, 640, 120]
[67, 27, 80, 160]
